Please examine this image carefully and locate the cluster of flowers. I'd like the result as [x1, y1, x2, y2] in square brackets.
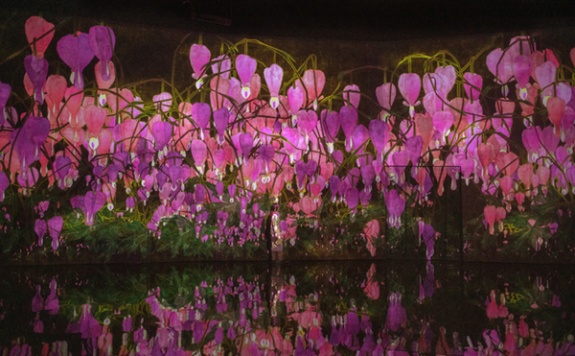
[1, 15, 574, 256]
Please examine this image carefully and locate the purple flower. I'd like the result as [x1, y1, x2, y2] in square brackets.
[56, 32, 94, 89]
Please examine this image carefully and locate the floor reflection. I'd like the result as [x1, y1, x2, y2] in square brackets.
[0, 261, 574, 355]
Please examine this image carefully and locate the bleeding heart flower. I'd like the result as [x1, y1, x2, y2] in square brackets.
[376, 82, 396, 117]
[398, 73, 421, 116]
[213, 107, 229, 145]
[405, 135, 423, 166]
[369, 119, 389, 161]
[235, 54, 257, 99]
[0, 81, 10, 124]
[432, 111, 454, 146]
[547, 96, 566, 132]
[300, 195, 317, 216]
[191, 139, 207, 172]
[512, 55, 532, 90]
[211, 54, 231, 79]
[191, 102, 211, 138]
[343, 84, 361, 108]
[239, 133, 253, 160]
[24, 55, 48, 104]
[320, 110, 340, 151]
[94, 60, 116, 92]
[25, 16, 55, 58]
[419, 222, 435, 260]
[352, 124, 369, 153]
[0, 172, 9, 202]
[44, 75, 66, 118]
[209, 76, 230, 111]
[153, 92, 172, 113]
[34, 219, 47, 246]
[56, 32, 95, 89]
[81, 191, 106, 226]
[386, 292, 407, 332]
[463, 72, 483, 102]
[345, 187, 359, 210]
[433, 65, 456, 97]
[517, 163, 533, 192]
[12, 116, 50, 172]
[296, 69, 325, 109]
[84, 104, 107, 136]
[297, 110, 318, 139]
[88, 25, 116, 81]
[483, 205, 497, 235]
[151, 121, 173, 151]
[534, 61, 556, 102]
[486, 48, 513, 85]
[287, 86, 304, 118]
[340, 106, 358, 152]
[264, 64, 283, 109]
[189, 43, 211, 88]
[385, 189, 405, 229]
[47, 216, 63, 251]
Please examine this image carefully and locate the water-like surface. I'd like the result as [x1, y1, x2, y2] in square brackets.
[1, 261, 574, 355]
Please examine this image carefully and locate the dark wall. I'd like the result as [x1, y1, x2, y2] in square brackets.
[4, 0, 575, 106]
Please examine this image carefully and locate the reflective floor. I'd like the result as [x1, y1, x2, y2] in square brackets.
[1, 261, 574, 355]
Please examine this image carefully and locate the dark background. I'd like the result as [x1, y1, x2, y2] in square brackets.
[3, 0, 575, 40]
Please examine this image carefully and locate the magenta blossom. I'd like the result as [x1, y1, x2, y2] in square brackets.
[88, 25, 116, 81]
[56, 31, 94, 89]
[74, 191, 106, 226]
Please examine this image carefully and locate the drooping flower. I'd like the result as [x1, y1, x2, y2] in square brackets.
[320, 110, 340, 153]
[34, 219, 47, 246]
[0, 81, 10, 125]
[340, 106, 358, 152]
[12, 116, 50, 172]
[235, 54, 257, 99]
[418, 221, 435, 260]
[287, 86, 304, 123]
[533, 61, 556, 95]
[296, 109, 318, 144]
[151, 120, 173, 151]
[84, 103, 107, 136]
[56, 32, 95, 89]
[191, 102, 211, 139]
[547, 96, 566, 134]
[47, 216, 63, 251]
[44, 75, 66, 121]
[296, 69, 325, 110]
[463, 72, 483, 102]
[153, 92, 172, 113]
[264, 63, 283, 109]
[375, 82, 396, 119]
[189, 44, 211, 88]
[398, 73, 421, 117]
[385, 189, 405, 229]
[486, 47, 514, 86]
[191, 139, 207, 173]
[88, 25, 116, 81]
[385, 292, 407, 332]
[0, 172, 9, 201]
[343, 84, 361, 108]
[483, 205, 497, 235]
[213, 107, 229, 145]
[25, 16, 55, 58]
[78, 191, 106, 226]
[363, 220, 380, 257]
[23, 55, 48, 104]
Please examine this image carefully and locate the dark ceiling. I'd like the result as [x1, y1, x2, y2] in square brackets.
[5, 0, 575, 41]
